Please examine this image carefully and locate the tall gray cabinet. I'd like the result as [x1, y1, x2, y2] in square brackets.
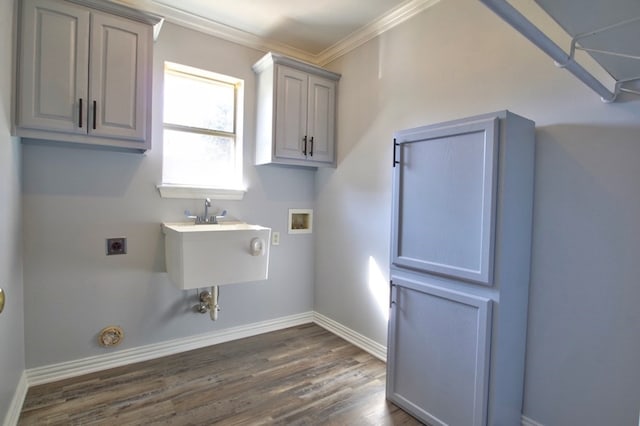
[386, 111, 535, 426]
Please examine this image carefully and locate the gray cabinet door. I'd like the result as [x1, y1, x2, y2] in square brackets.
[387, 277, 492, 426]
[275, 65, 308, 160]
[17, 0, 90, 134]
[306, 75, 336, 164]
[391, 117, 499, 285]
[89, 11, 149, 142]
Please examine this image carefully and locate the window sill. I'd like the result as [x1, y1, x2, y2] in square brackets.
[157, 184, 246, 200]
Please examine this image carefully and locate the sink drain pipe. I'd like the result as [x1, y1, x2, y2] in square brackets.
[210, 286, 220, 321]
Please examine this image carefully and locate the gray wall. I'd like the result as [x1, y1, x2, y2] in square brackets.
[22, 22, 315, 368]
[315, 0, 640, 425]
[0, 0, 25, 420]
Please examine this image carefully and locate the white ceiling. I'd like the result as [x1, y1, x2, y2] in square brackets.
[112, 0, 440, 64]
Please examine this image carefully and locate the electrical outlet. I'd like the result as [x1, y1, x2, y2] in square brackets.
[106, 237, 127, 255]
[272, 231, 280, 246]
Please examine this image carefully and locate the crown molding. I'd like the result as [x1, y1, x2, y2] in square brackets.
[316, 0, 441, 65]
[108, 0, 440, 65]
[107, 0, 318, 63]
[70, 0, 162, 26]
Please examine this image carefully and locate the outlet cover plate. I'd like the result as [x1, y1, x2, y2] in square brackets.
[106, 237, 127, 255]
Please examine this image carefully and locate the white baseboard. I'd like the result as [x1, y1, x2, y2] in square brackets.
[522, 415, 545, 426]
[3, 371, 27, 426]
[313, 312, 387, 362]
[26, 311, 314, 386]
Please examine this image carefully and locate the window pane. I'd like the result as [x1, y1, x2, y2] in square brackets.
[164, 71, 235, 132]
[162, 129, 235, 187]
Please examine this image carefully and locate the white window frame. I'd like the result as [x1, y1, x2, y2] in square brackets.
[157, 62, 246, 200]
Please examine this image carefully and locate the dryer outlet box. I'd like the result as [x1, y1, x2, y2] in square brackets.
[106, 237, 127, 255]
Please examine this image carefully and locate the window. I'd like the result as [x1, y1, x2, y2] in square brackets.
[159, 62, 244, 199]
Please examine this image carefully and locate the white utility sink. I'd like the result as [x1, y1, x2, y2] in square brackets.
[162, 222, 271, 290]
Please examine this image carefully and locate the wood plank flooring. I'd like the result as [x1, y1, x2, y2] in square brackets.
[19, 324, 423, 425]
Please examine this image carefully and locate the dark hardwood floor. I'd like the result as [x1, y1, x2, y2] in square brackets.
[19, 323, 422, 425]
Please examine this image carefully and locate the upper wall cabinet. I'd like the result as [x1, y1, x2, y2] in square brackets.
[253, 52, 341, 168]
[15, 0, 162, 152]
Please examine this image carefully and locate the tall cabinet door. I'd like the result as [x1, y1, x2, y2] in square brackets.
[17, 0, 89, 134]
[306, 75, 336, 164]
[387, 277, 492, 426]
[89, 11, 150, 142]
[275, 66, 308, 160]
[391, 117, 499, 286]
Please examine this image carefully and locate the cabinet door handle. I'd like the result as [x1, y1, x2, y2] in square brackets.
[92, 100, 97, 130]
[393, 138, 400, 167]
[389, 280, 396, 308]
[309, 136, 314, 157]
[303, 136, 308, 156]
[78, 98, 83, 128]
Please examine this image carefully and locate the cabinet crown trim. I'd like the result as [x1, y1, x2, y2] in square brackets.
[68, 0, 164, 39]
[253, 52, 341, 81]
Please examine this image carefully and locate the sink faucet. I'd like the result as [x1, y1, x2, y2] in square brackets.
[184, 199, 227, 224]
[203, 198, 211, 223]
